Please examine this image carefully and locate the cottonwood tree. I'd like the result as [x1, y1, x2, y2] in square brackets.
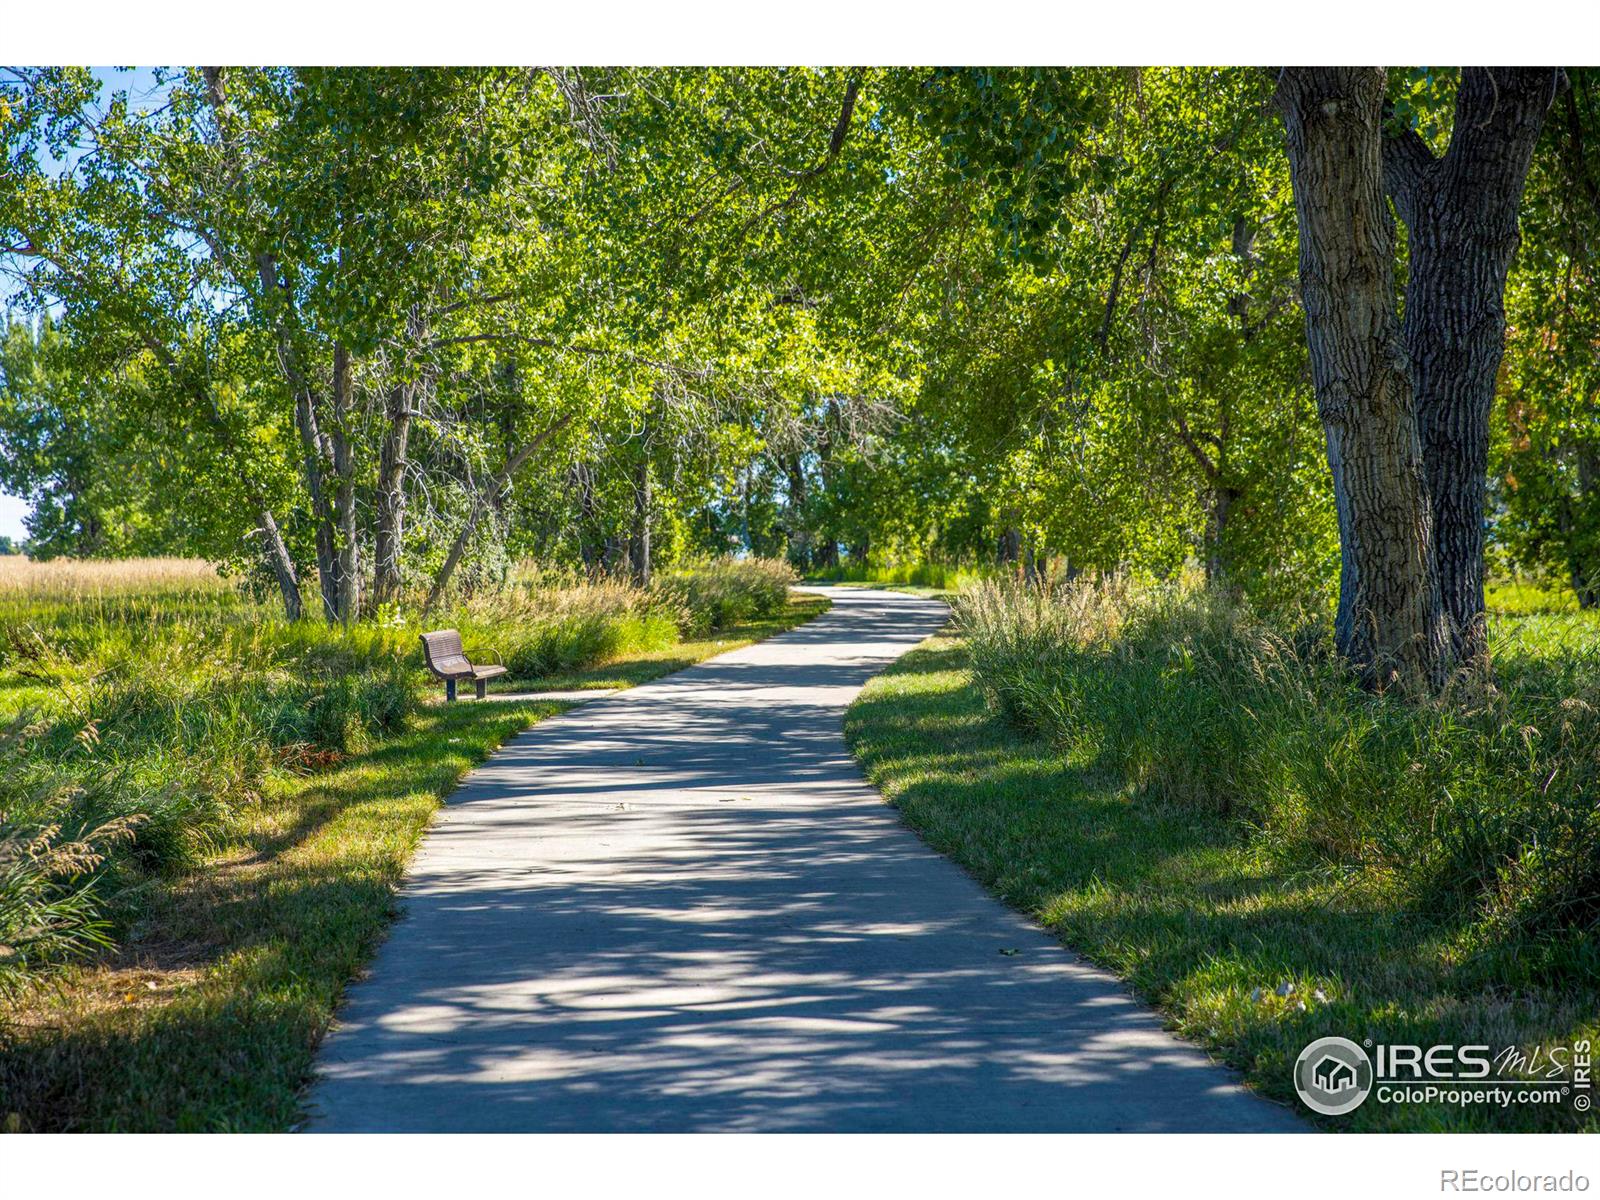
[1273, 66, 1558, 687]
[1382, 67, 1562, 658]
[3, 67, 589, 619]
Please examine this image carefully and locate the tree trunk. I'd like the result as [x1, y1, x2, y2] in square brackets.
[422, 415, 572, 617]
[570, 461, 602, 572]
[783, 453, 810, 569]
[1276, 66, 1450, 691]
[1172, 410, 1235, 585]
[265, 263, 340, 624]
[372, 380, 413, 609]
[999, 527, 1021, 569]
[1206, 485, 1240, 585]
[373, 309, 427, 609]
[196, 70, 303, 621]
[331, 344, 359, 624]
[1384, 67, 1557, 662]
[630, 452, 652, 588]
[255, 507, 302, 620]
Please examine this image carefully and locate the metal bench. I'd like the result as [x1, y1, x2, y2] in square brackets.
[419, 629, 508, 701]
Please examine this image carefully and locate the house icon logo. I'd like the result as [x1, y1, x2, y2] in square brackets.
[1314, 1055, 1356, 1093]
[1294, 1037, 1374, 1116]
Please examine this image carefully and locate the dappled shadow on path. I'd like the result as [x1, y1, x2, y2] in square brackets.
[306, 589, 1298, 1132]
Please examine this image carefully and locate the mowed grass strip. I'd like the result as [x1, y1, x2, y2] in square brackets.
[0, 593, 827, 1132]
[845, 636, 1599, 1134]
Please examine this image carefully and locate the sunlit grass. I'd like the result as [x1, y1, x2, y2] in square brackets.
[807, 560, 988, 593]
[847, 611, 1599, 1133]
[0, 591, 826, 1131]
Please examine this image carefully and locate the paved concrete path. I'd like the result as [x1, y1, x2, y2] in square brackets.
[307, 586, 1299, 1132]
[480, 688, 620, 704]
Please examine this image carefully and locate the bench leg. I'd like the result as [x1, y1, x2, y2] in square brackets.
[445, 678, 457, 703]
[475, 678, 488, 700]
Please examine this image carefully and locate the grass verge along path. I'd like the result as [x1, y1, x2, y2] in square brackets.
[0, 593, 827, 1132]
[845, 635, 1598, 1134]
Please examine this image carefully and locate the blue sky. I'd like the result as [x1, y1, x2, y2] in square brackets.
[3, 67, 171, 546]
[0, 492, 29, 540]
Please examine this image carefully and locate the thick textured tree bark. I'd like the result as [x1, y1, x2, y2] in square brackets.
[1384, 67, 1557, 662]
[330, 344, 359, 623]
[1276, 67, 1450, 690]
[422, 415, 572, 616]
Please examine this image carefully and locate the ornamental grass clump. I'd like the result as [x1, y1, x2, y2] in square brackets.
[955, 574, 1600, 966]
[662, 556, 798, 635]
[459, 578, 681, 678]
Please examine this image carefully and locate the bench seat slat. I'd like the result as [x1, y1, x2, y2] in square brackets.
[420, 629, 503, 696]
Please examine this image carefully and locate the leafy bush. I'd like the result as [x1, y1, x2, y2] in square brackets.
[956, 575, 1600, 959]
[0, 570, 428, 992]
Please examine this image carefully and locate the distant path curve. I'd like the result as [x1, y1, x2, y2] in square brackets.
[308, 586, 1299, 1131]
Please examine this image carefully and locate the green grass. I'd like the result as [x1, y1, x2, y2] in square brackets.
[1485, 577, 1587, 616]
[846, 625, 1599, 1133]
[491, 593, 828, 693]
[807, 560, 989, 593]
[0, 563, 826, 1132]
[0, 697, 557, 1131]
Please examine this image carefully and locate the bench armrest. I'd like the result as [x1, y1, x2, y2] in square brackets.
[469, 646, 503, 667]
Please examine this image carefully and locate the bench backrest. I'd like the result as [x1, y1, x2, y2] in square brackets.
[420, 629, 473, 679]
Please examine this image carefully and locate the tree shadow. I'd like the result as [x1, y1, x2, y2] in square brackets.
[303, 590, 1298, 1132]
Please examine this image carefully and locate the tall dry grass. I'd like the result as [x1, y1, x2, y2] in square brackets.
[0, 556, 229, 600]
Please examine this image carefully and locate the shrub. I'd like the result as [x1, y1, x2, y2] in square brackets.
[955, 574, 1600, 953]
[0, 555, 802, 995]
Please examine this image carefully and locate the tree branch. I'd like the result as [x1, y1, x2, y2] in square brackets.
[422, 412, 576, 615]
[1381, 117, 1437, 225]
[1173, 410, 1220, 481]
